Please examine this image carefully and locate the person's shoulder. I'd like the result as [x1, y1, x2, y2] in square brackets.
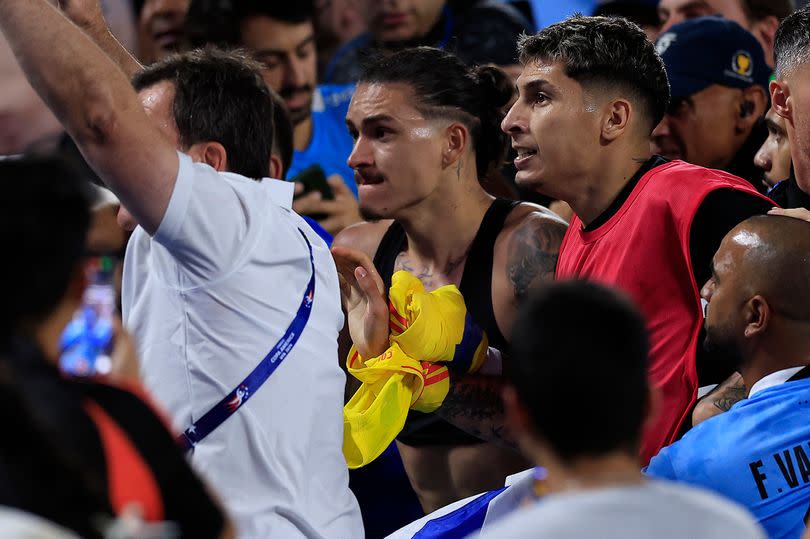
[498, 202, 568, 246]
[333, 219, 395, 260]
[646, 480, 765, 536]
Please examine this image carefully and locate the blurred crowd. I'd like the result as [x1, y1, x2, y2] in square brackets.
[3, 0, 810, 538]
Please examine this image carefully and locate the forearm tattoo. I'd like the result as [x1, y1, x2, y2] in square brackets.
[437, 374, 517, 450]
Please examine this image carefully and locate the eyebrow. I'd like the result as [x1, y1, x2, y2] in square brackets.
[252, 35, 316, 59]
[764, 118, 786, 136]
[345, 114, 399, 130]
[521, 78, 556, 97]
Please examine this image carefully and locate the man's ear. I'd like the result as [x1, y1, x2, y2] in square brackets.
[442, 122, 469, 169]
[601, 98, 632, 142]
[771, 79, 792, 123]
[502, 384, 533, 436]
[187, 141, 228, 172]
[743, 295, 770, 339]
[269, 154, 284, 180]
[737, 86, 768, 131]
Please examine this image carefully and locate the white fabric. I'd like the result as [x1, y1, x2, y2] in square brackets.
[386, 468, 536, 538]
[748, 366, 805, 398]
[122, 152, 362, 539]
[472, 480, 765, 539]
[0, 507, 79, 538]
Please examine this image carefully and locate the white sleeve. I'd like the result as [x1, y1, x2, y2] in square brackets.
[153, 152, 265, 281]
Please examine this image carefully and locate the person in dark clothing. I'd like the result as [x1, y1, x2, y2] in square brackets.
[652, 16, 771, 192]
[0, 156, 232, 539]
[322, 0, 532, 84]
[332, 47, 566, 513]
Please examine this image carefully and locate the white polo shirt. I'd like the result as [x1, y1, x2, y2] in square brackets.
[122, 152, 362, 539]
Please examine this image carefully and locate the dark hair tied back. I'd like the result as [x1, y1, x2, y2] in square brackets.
[471, 64, 514, 178]
[360, 47, 513, 179]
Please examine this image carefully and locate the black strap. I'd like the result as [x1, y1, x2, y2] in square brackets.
[459, 199, 519, 350]
[372, 199, 519, 350]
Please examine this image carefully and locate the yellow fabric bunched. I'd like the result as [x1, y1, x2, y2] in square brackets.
[343, 271, 489, 469]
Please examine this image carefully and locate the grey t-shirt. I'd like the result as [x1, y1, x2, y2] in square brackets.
[473, 480, 765, 539]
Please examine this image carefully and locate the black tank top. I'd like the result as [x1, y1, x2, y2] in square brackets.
[373, 199, 519, 446]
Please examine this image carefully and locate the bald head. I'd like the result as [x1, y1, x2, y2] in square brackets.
[722, 215, 810, 320]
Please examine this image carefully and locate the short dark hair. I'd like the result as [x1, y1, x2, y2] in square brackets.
[742, 0, 795, 22]
[509, 281, 650, 462]
[0, 156, 92, 345]
[518, 15, 670, 133]
[186, 0, 315, 49]
[775, 5, 810, 77]
[132, 47, 275, 180]
[359, 47, 514, 179]
[269, 89, 294, 180]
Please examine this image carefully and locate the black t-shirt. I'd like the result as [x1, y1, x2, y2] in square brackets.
[0, 340, 225, 539]
[768, 166, 810, 211]
[585, 157, 773, 386]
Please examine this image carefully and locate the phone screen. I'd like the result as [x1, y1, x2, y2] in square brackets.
[60, 256, 116, 377]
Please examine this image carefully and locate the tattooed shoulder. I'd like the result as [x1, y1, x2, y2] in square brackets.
[506, 214, 567, 299]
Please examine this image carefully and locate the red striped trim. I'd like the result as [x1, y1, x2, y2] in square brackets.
[349, 350, 361, 369]
[389, 302, 409, 328]
[424, 369, 449, 386]
[389, 317, 407, 334]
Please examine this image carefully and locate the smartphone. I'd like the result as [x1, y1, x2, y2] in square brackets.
[293, 165, 334, 199]
[60, 256, 116, 377]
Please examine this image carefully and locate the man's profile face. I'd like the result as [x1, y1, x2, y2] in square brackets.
[657, 0, 749, 33]
[501, 61, 603, 200]
[345, 82, 449, 221]
[651, 84, 744, 169]
[367, 0, 446, 43]
[780, 63, 810, 193]
[240, 16, 318, 127]
[700, 231, 749, 365]
[139, 0, 190, 63]
[754, 108, 792, 188]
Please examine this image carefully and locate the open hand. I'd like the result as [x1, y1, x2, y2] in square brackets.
[293, 175, 362, 236]
[332, 245, 388, 359]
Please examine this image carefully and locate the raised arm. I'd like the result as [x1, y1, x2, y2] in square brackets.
[0, 0, 178, 235]
[52, 0, 143, 77]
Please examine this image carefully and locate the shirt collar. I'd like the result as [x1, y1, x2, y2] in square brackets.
[218, 171, 294, 209]
[748, 366, 806, 397]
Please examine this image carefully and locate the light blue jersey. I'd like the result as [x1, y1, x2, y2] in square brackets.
[647, 376, 810, 539]
[289, 84, 357, 197]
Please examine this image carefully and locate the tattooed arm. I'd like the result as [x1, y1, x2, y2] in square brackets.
[435, 210, 567, 446]
[692, 372, 747, 426]
[506, 212, 567, 300]
[435, 372, 517, 449]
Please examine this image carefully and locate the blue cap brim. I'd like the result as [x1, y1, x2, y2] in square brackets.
[667, 72, 713, 99]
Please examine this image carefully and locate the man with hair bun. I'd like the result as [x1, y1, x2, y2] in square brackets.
[334, 46, 567, 512]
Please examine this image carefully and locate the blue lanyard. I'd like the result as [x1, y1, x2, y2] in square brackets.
[178, 228, 316, 451]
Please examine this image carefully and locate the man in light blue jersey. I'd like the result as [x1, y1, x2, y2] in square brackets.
[187, 0, 361, 236]
[647, 215, 810, 539]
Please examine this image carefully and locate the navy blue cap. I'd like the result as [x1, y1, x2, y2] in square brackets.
[655, 16, 771, 99]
